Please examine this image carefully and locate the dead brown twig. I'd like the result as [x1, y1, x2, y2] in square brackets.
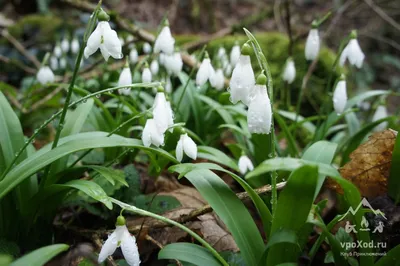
[363, 0, 400, 32]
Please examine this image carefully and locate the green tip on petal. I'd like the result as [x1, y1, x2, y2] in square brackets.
[163, 19, 170, 27]
[241, 42, 252, 56]
[204, 51, 210, 59]
[116, 215, 126, 226]
[144, 61, 149, 68]
[157, 85, 165, 93]
[350, 30, 357, 39]
[311, 20, 318, 29]
[256, 73, 267, 85]
[98, 8, 110, 21]
[339, 73, 346, 80]
[124, 57, 130, 68]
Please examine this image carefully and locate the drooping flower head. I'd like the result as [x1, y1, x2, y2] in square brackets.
[339, 30, 365, 68]
[37, 66, 55, 85]
[84, 9, 123, 61]
[129, 46, 139, 64]
[142, 117, 164, 147]
[152, 87, 172, 134]
[150, 59, 159, 75]
[118, 59, 133, 95]
[98, 216, 140, 266]
[176, 128, 197, 162]
[332, 75, 347, 115]
[154, 19, 175, 55]
[196, 52, 215, 86]
[282, 57, 296, 84]
[54, 43, 62, 58]
[238, 154, 254, 175]
[372, 105, 388, 132]
[247, 73, 272, 134]
[230, 42, 241, 66]
[61, 36, 70, 53]
[142, 62, 152, 83]
[71, 37, 80, 54]
[210, 68, 225, 91]
[142, 42, 152, 54]
[163, 52, 183, 76]
[229, 42, 255, 105]
[305, 23, 320, 61]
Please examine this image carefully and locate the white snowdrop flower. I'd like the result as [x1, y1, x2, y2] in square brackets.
[164, 52, 183, 76]
[98, 216, 140, 266]
[217, 47, 226, 59]
[154, 22, 175, 55]
[37, 66, 55, 85]
[176, 133, 197, 162]
[332, 78, 347, 115]
[224, 63, 232, 77]
[283, 58, 296, 84]
[164, 76, 172, 93]
[247, 74, 272, 134]
[118, 63, 132, 95]
[339, 32, 365, 68]
[126, 35, 134, 43]
[54, 45, 62, 58]
[229, 43, 255, 105]
[210, 68, 225, 90]
[159, 53, 166, 65]
[230, 43, 241, 66]
[129, 48, 138, 64]
[142, 66, 152, 83]
[59, 57, 67, 69]
[305, 28, 320, 61]
[152, 91, 171, 133]
[84, 18, 123, 61]
[50, 56, 58, 70]
[142, 42, 152, 54]
[221, 56, 229, 70]
[61, 37, 70, 53]
[142, 118, 164, 147]
[372, 105, 388, 132]
[196, 55, 214, 86]
[238, 155, 254, 175]
[150, 59, 159, 75]
[71, 37, 80, 54]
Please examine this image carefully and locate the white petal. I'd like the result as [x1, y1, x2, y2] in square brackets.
[305, 29, 320, 61]
[118, 67, 132, 95]
[59, 58, 67, 69]
[152, 92, 169, 133]
[348, 39, 365, 68]
[165, 76, 172, 93]
[37, 66, 55, 84]
[142, 68, 152, 83]
[229, 55, 255, 105]
[61, 38, 70, 53]
[238, 155, 254, 175]
[183, 134, 197, 160]
[84, 22, 103, 58]
[166, 101, 174, 132]
[143, 42, 152, 54]
[150, 60, 159, 75]
[332, 80, 347, 114]
[176, 137, 184, 162]
[54, 45, 62, 58]
[154, 26, 175, 54]
[164, 52, 183, 76]
[230, 45, 241, 66]
[339, 46, 349, 67]
[372, 105, 388, 132]
[71, 38, 80, 54]
[130, 48, 138, 63]
[196, 58, 213, 86]
[50, 56, 58, 70]
[247, 85, 272, 134]
[283, 59, 296, 84]
[98, 229, 120, 263]
[210, 68, 225, 90]
[121, 229, 141, 266]
[101, 23, 123, 60]
[217, 47, 226, 59]
[142, 119, 164, 147]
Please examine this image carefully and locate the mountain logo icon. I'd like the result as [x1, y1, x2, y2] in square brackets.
[338, 198, 387, 221]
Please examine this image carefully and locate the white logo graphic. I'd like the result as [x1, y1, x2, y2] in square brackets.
[339, 198, 386, 234]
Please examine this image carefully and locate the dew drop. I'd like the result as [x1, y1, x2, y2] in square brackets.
[96, 94, 101, 98]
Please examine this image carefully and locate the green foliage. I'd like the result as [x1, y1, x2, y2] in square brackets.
[10, 244, 69, 266]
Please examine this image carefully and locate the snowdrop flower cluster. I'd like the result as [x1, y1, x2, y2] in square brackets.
[84, 9, 123, 61]
[98, 216, 140, 266]
[176, 130, 197, 162]
[118, 59, 133, 95]
[305, 27, 320, 61]
[37, 66, 55, 85]
[154, 20, 175, 55]
[229, 43, 255, 105]
[332, 75, 347, 115]
[339, 31, 365, 68]
[247, 74, 272, 134]
[372, 105, 388, 132]
[196, 53, 215, 86]
[282, 58, 296, 84]
[142, 63, 152, 83]
[238, 154, 254, 175]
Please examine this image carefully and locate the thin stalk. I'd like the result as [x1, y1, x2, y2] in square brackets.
[110, 198, 229, 266]
[176, 46, 207, 112]
[0, 82, 161, 180]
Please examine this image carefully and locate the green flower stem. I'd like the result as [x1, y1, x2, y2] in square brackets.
[110, 198, 229, 266]
[0, 82, 161, 180]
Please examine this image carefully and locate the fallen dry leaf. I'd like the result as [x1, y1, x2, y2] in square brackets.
[327, 129, 397, 198]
